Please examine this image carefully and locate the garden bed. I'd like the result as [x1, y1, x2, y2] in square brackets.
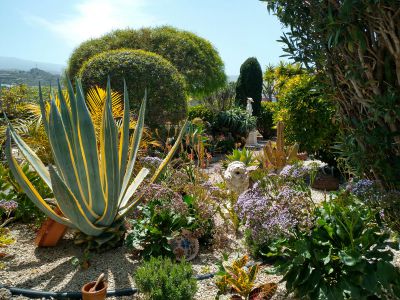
[0, 223, 293, 300]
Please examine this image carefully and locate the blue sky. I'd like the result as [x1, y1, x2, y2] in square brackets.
[0, 0, 287, 75]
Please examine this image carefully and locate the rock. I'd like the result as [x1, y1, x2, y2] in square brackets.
[223, 161, 249, 195]
[0, 288, 11, 300]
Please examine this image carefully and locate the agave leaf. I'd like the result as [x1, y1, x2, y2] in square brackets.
[74, 80, 104, 215]
[97, 79, 120, 227]
[48, 100, 99, 221]
[118, 80, 130, 182]
[49, 166, 104, 236]
[118, 90, 146, 205]
[119, 167, 149, 210]
[150, 121, 188, 183]
[5, 130, 72, 227]
[6, 118, 51, 188]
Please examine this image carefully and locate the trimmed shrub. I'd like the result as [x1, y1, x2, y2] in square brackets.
[79, 49, 187, 128]
[134, 256, 197, 300]
[257, 101, 276, 138]
[68, 26, 226, 97]
[276, 75, 337, 155]
[188, 105, 216, 124]
[235, 57, 263, 116]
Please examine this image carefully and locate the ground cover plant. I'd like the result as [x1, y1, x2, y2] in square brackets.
[134, 256, 198, 300]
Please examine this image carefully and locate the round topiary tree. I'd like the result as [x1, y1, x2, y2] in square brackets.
[79, 49, 187, 128]
[235, 57, 263, 117]
[68, 26, 226, 97]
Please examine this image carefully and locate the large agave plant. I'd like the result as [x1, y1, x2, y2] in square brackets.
[5, 79, 186, 250]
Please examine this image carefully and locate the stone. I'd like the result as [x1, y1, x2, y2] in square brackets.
[223, 161, 250, 195]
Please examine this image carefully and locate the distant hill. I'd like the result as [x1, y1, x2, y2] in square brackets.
[0, 68, 60, 86]
[0, 56, 64, 75]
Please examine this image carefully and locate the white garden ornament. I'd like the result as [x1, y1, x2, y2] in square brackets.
[223, 161, 250, 195]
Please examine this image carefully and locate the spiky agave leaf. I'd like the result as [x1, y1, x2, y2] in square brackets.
[5, 78, 184, 250]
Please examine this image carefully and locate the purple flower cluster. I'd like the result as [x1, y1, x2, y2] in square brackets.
[279, 164, 309, 180]
[348, 179, 383, 203]
[236, 181, 313, 243]
[0, 200, 18, 213]
[140, 156, 163, 170]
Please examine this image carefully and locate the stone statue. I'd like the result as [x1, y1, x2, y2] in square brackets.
[223, 161, 250, 195]
[246, 97, 254, 116]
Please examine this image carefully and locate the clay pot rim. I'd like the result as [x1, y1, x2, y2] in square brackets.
[81, 281, 108, 294]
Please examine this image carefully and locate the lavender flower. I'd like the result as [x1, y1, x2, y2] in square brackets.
[348, 179, 383, 203]
[0, 200, 18, 213]
[140, 156, 163, 170]
[279, 164, 309, 180]
[236, 181, 313, 243]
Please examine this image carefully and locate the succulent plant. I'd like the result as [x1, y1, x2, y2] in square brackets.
[260, 121, 299, 171]
[5, 78, 186, 250]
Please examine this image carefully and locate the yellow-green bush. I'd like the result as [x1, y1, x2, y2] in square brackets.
[79, 49, 187, 128]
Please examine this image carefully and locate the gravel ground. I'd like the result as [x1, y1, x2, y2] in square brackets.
[0, 224, 293, 300]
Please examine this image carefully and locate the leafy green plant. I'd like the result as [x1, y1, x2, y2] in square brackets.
[215, 255, 277, 300]
[79, 49, 187, 128]
[269, 193, 400, 299]
[212, 108, 256, 143]
[5, 78, 186, 251]
[275, 74, 337, 155]
[125, 192, 213, 258]
[134, 256, 197, 300]
[257, 101, 276, 139]
[224, 148, 258, 168]
[188, 105, 216, 124]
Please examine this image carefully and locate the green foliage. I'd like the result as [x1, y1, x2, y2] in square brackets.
[276, 75, 337, 154]
[269, 193, 400, 299]
[201, 81, 236, 111]
[188, 105, 216, 124]
[261, 0, 400, 188]
[125, 194, 213, 258]
[68, 26, 226, 97]
[134, 256, 197, 300]
[235, 57, 263, 116]
[225, 148, 258, 167]
[0, 163, 47, 226]
[257, 101, 276, 139]
[212, 108, 256, 143]
[79, 49, 187, 128]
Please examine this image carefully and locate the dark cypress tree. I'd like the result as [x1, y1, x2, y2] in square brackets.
[235, 57, 263, 116]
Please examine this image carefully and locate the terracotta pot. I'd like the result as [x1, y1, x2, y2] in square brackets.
[35, 207, 67, 247]
[296, 152, 308, 161]
[312, 173, 340, 191]
[81, 281, 107, 300]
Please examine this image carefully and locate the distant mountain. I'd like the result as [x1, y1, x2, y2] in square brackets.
[228, 75, 238, 82]
[0, 56, 64, 75]
[0, 68, 60, 86]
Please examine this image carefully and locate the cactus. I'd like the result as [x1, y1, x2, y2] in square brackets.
[261, 121, 299, 171]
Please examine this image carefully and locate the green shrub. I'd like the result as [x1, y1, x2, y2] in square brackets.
[188, 105, 216, 124]
[134, 256, 197, 300]
[201, 81, 236, 111]
[269, 193, 400, 299]
[79, 49, 187, 128]
[212, 108, 256, 143]
[235, 57, 263, 116]
[257, 101, 276, 138]
[68, 26, 226, 97]
[276, 75, 337, 155]
[125, 186, 213, 258]
[224, 148, 258, 167]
